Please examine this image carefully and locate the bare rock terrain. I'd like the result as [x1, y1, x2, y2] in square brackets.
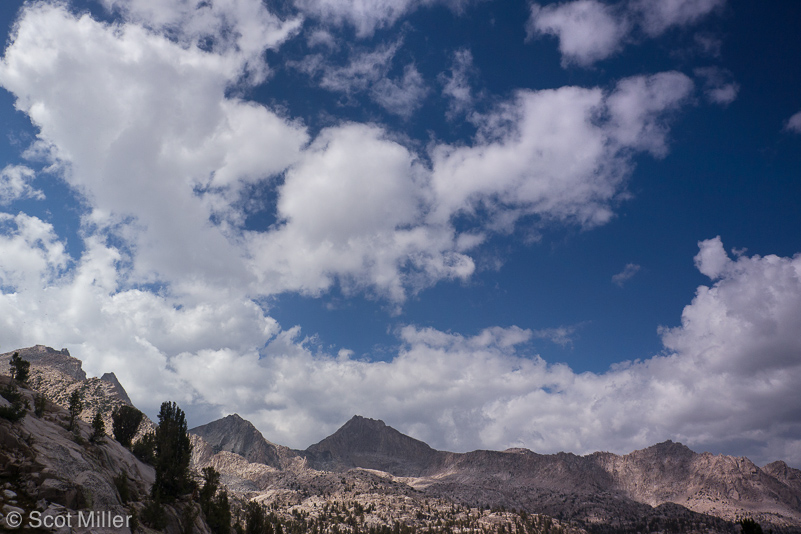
[0, 375, 206, 534]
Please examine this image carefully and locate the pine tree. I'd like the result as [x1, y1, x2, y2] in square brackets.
[10, 352, 30, 384]
[91, 411, 106, 442]
[68, 390, 83, 431]
[152, 401, 193, 500]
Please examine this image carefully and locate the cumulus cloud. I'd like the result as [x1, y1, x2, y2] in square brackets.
[245, 123, 474, 302]
[528, 0, 727, 67]
[429, 71, 693, 230]
[632, 0, 726, 36]
[5, 2, 789, 468]
[0, 1, 698, 307]
[0, 2, 308, 297]
[0, 212, 68, 291]
[189, 239, 801, 466]
[370, 64, 428, 118]
[527, 1, 630, 67]
[0, 165, 44, 204]
[786, 111, 801, 134]
[99, 0, 302, 82]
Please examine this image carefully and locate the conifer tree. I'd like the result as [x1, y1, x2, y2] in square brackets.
[10, 352, 30, 384]
[152, 401, 193, 500]
[112, 404, 144, 448]
[68, 390, 83, 431]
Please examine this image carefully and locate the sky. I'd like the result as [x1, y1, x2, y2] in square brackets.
[0, 0, 800, 467]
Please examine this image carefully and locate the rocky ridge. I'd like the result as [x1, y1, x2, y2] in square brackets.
[189, 413, 801, 533]
[0, 375, 209, 534]
[1, 346, 156, 441]
[190, 413, 296, 469]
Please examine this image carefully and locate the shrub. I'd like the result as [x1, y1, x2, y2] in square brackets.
[112, 405, 144, 448]
[0, 384, 27, 422]
[114, 472, 131, 503]
[34, 392, 47, 417]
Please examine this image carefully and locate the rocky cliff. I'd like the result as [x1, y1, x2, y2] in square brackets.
[0, 375, 209, 534]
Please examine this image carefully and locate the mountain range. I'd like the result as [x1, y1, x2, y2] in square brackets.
[191, 413, 801, 532]
[3, 345, 801, 534]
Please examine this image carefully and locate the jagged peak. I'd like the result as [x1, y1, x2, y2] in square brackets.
[100, 372, 133, 405]
[343, 414, 387, 428]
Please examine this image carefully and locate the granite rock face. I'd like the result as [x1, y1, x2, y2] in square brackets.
[190, 413, 295, 469]
[0, 345, 86, 381]
[2, 346, 154, 441]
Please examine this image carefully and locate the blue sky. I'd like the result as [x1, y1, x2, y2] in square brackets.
[0, 0, 800, 466]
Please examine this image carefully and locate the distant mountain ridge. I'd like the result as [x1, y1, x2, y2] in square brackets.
[189, 412, 801, 531]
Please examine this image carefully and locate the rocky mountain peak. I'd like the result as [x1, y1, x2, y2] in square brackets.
[630, 439, 696, 461]
[100, 372, 133, 405]
[305, 415, 438, 476]
[190, 413, 286, 468]
[0, 345, 87, 381]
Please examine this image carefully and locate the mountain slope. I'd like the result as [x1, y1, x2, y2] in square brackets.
[305, 415, 441, 476]
[190, 413, 294, 469]
[0, 374, 213, 534]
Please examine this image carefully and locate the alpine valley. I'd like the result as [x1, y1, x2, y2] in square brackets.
[2, 346, 800, 534]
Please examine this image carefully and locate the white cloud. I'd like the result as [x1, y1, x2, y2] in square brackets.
[370, 64, 428, 118]
[245, 122, 473, 302]
[292, 0, 476, 38]
[429, 72, 693, 230]
[4, 3, 787, 467]
[140, 232, 801, 468]
[0, 3, 696, 307]
[694, 66, 739, 106]
[528, 0, 727, 67]
[99, 0, 303, 82]
[605, 71, 695, 156]
[786, 111, 801, 134]
[0, 212, 68, 291]
[612, 263, 641, 286]
[633, 0, 726, 36]
[0, 165, 44, 204]
[0, 3, 308, 297]
[440, 49, 477, 118]
[1, 120, 799, 468]
[527, 1, 630, 67]
[188, 239, 801, 467]
[295, 40, 428, 117]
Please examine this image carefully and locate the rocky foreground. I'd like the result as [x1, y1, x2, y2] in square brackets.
[2, 346, 801, 534]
